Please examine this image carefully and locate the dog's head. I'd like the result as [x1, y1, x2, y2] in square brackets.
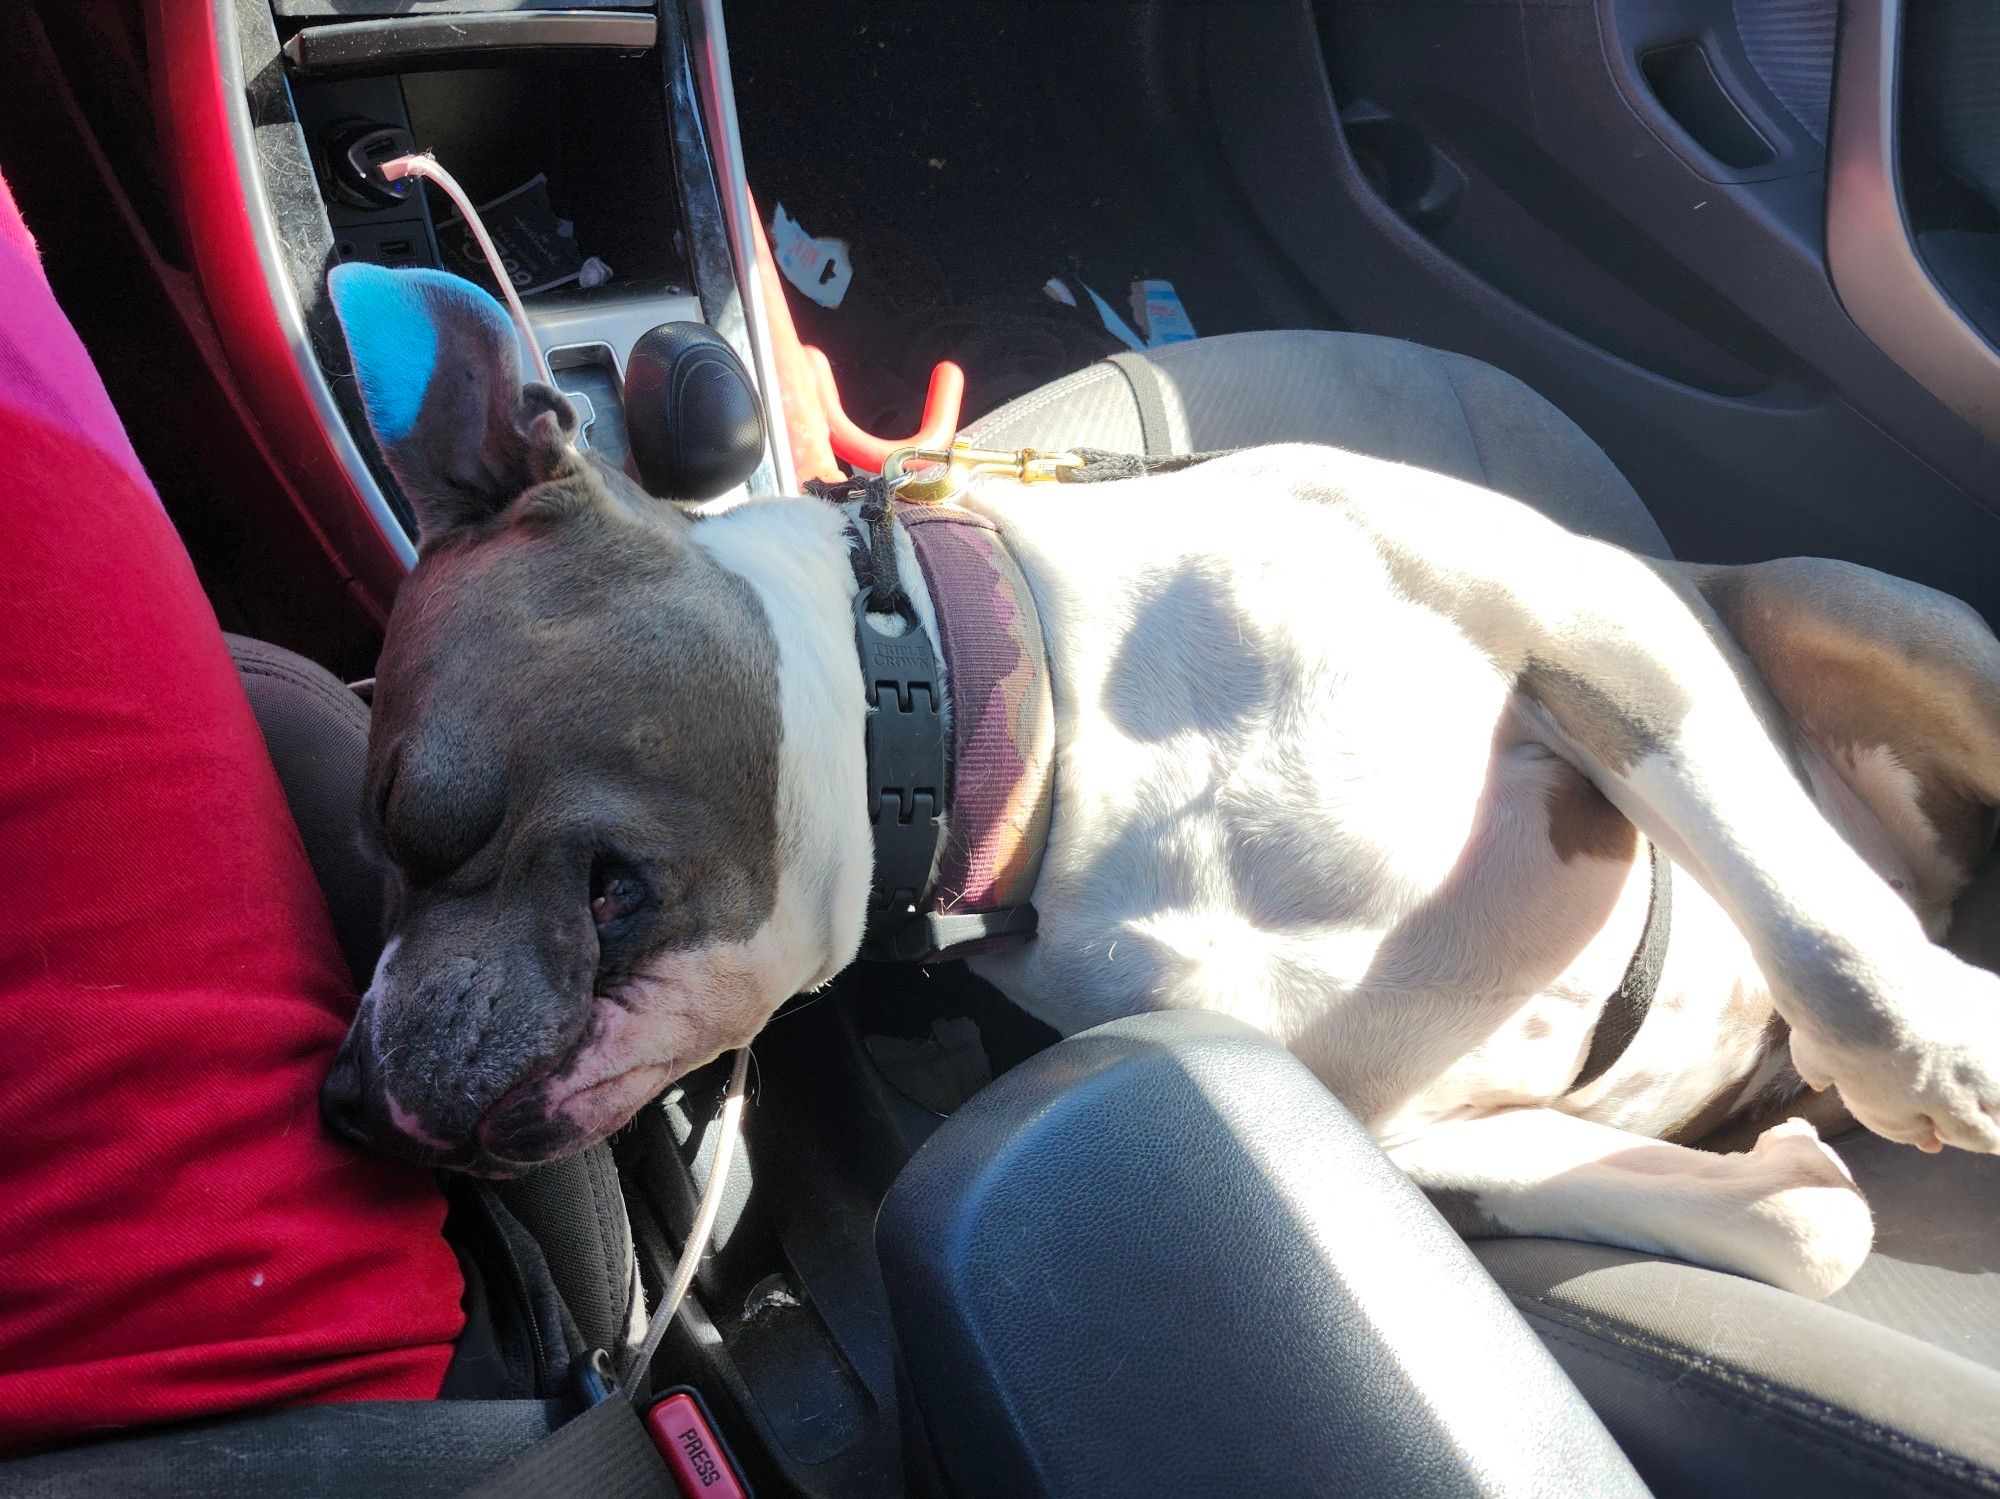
[317, 265, 854, 1174]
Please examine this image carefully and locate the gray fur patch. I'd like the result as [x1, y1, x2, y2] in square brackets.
[1426, 1185, 1503, 1238]
[1103, 561, 1274, 743]
[1519, 656, 1683, 775]
[392, 282, 575, 544]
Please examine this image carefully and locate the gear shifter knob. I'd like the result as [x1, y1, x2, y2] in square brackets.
[623, 322, 767, 501]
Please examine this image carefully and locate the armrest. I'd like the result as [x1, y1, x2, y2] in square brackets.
[876, 1012, 1644, 1497]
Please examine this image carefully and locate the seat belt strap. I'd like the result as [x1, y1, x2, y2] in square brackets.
[1105, 350, 1175, 456]
[459, 1394, 675, 1499]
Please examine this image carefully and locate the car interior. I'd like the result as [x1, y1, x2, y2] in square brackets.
[2, 0, 1998, 1494]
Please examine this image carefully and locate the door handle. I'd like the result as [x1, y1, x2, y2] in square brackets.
[1340, 101, 1468, 232]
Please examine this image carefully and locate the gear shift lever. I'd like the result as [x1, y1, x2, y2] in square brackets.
[623, 323, 767, 501]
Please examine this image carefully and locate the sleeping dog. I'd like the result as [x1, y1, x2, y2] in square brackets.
[321, 265, 2000, 1298]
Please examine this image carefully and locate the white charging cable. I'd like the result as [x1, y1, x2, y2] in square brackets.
[621, 1046, 753, 1394]
[379, 152, 555, 387]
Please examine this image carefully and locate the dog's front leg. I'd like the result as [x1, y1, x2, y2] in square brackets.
[1301, 450, 2000, 1154]
[1391, 1109, 1872, 1297]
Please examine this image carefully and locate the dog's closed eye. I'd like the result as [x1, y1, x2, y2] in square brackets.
[589, 856, 654, 933]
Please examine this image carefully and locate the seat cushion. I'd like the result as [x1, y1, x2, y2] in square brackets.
[965, 329, 1672, 557]
[1476, 863, 2000, 1498]
[973, 330, 1999, 1494]
[1473, 1134, 2000, 1497]
[0, 173, 463, 1455]
[1827, 1133, 2000, 1371]
[227, 636, 385, 989]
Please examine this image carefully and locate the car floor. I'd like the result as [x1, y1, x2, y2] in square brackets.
[725, 0, 1336, 435]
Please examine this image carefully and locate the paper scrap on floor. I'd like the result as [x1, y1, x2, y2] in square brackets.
[1043, 274, 1196, 350]
[771, 203, 854, 309]
[1131, 279, 1197, 345]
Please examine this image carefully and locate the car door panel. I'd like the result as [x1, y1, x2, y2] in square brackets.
[1191, 0, 2000, 615]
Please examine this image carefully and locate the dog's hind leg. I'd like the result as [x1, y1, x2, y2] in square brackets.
[1390, 1107, 1873, 1297]
[1280, 445, 2000, 1155]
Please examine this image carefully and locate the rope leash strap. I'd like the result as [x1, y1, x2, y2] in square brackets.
[1053, 446, 1242, 482]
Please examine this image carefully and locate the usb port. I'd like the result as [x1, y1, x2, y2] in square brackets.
[379, 237, 415, 262]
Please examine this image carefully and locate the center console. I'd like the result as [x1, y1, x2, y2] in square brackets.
[153, 1, 793, 621]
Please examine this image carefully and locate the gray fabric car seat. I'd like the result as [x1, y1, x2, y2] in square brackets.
[965, 330, 2000, 1497]
[967, 329, 1673, 557]
[227, 635, 641, 1367]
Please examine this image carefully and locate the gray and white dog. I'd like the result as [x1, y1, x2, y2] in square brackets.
[324, 264, 2000, 1299]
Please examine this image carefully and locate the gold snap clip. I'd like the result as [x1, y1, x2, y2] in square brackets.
[881, 441, 1084, 506]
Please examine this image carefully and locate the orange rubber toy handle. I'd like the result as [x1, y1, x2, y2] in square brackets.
[805, 347, 964, 473]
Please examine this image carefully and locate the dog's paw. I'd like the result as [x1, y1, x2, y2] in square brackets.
[1737, 1119, 1873, 1299]
[1750, 1112, 1856, 1177]
[1787, 950, 2000, 1156]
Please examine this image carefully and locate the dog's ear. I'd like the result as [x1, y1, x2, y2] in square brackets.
[328, 263, 576, 545]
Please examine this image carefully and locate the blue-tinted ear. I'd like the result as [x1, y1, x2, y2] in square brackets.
[328, 263, 573, 544]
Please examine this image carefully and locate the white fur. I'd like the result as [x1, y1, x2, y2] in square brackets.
[694, 498, 875, 993]
[963, 453, 1657, 1123]
[1389, 1110, 1873, 1297]
[1812, 742, 1957, 938]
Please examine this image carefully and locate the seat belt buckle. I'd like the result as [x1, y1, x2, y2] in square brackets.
[643, 1385, 754, 1498]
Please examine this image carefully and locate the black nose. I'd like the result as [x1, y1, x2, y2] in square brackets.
[319, 1026, 375, 1150]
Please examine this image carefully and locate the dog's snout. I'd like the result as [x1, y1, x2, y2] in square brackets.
[319, 1024, 376, 1151]
[318, 984, 551, 1175]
